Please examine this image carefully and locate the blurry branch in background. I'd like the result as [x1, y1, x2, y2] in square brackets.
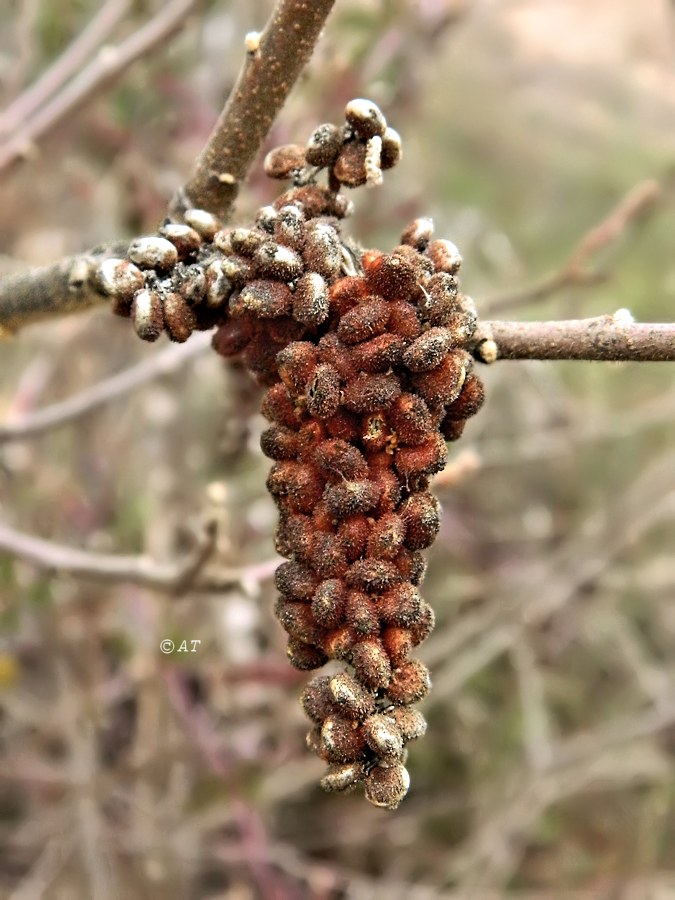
[0, 0, 199, 175]
[0, 0, 335, 334]
[483, 179, 662, 314]
[425, 452, 675, 694]
[450, 699, 675, 889]
[0, 519, 278, 594]
[0, 331, 211, 443]
[0, 0, 131, 139]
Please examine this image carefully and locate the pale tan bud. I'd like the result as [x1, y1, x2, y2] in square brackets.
[128, 236, 178, 272]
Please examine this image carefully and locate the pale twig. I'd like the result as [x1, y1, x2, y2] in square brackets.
[483, 180, 662, 314]
[0, 519, 247, 594]
[0, 331, 211, 443]
[0, 0, 131, 138]
[0, 0, 199, 175]
[428, 455, 675, 697]
[481, 315, 675, 362]
[173, 0, 337, 219]
[510, 639, 553, 771]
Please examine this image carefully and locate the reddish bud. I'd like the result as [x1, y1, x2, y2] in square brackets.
[311, 533, 348, 579]
[313, 439, 368, 480]
[260, 425, 299, 460]
[345, 591, 380, 635]
[275, 561, 318, 602]
[363, 252, 418, 300]
[323, 480, 381, 518]
[412, 354, 466, 407]
[337, 515, 370, 561]
[337, 299, 390, 345]
[301, 675, 336, 723]
[364, 763, 410, 810]
[320, 716, 367, 763]
[329, 276, 368, 317]
[266, 461, 324, 514]
[311, 579, 346, 629]
[350, 638, 392, 690]
[346, 559, 401, 592]
[351, 333, 405, 372]
[443, 374, 485, 421]
[261, 383, 300, 429]
[386, 659, 431, 705]
[264, 144, 306, 179]
[330, 672, 376, 720]
[293, 271, 329, 325]
[366, 513, 406, 560]
[287, 640, 328, 670]
[388, 393, 434, 446]
[395, 433, 448, 480]
[387, 299, 422, 340]
[378, 582, 423, 626]
[399, 492, 441, 550]
[277, 342, 319, 393]
[343, 373, 401, 413]
[403, 327, 453, 373]
[306, 363, 341, 419]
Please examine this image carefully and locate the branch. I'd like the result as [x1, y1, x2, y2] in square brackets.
[483, 179, 662, 314]
[0, 245, 127, 335]
[0, 0, 199, 175]
[172, 0, 336, 219]
[0, 0, 131, 138]
[480, 314, 675, 362]
[0, 331, 211, 443]
[0, 520, 278, 594]
[0, 0, 335, 333]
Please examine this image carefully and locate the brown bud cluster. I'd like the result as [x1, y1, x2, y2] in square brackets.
[264, 98, 401, 192]
[246, 217, 483, 808]
[106, 100, 486, 808]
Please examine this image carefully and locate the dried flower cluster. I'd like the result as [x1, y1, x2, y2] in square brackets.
[99, 100, 485, 808]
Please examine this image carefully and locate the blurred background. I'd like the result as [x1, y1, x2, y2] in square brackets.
[1, 0, 675, 897]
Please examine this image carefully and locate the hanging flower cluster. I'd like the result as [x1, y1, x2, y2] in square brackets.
[98, 100, 485, 809]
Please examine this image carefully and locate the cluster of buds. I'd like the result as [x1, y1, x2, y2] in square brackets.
[254, 235, 483, 808]
[103, 100, 486, 808]
[264, 98, 401, 190]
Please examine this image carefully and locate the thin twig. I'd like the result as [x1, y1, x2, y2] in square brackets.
[483, 180, 662, 314]
[0, 331, 211, 443]
[0, 519, 259, 594]
[0, 0, 131, 138]
[0, 0, 199, 175]
[481, 315, 675, 362]
[173, 0, 337, 219]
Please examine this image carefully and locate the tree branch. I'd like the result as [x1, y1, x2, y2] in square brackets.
[0, 0, 131, 138]
[0, 0, 335, 333]
[0, 331, 211, 443]
[0, 520, 278, 594]
[172, 0, 336, 219]
[0, 244, 127, 335]
[0, 0, 199, 175]
[482, 179, 662, 315]
[480, 314, 675, 362]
